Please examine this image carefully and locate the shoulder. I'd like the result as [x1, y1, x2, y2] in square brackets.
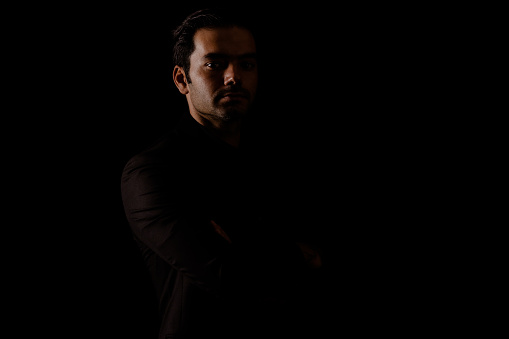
[120, 131, 193, 202]
[122, 131, 185, 174]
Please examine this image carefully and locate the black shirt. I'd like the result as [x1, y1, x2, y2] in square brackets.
[121, 113, 307, 338]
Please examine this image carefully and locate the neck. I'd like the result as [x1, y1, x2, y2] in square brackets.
[218, 129, 241, 148]
[190, 111, 242, 148]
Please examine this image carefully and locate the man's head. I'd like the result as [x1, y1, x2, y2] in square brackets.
[172, 8, 258, 125]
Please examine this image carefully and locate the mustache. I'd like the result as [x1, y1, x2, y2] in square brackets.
[215, 86, 251, 100]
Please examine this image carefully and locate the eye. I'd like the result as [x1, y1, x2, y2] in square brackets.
[205, 62, 225, 70]
[241, 61, 256, 70]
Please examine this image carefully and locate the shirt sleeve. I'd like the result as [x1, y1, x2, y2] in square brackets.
[120, 154, 229, 294]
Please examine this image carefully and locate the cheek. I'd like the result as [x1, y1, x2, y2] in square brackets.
[246, 77, 258, 94]
[248, 72, 258, 86]
[189, 79, 217, 103]
[195, 72, 222, 90]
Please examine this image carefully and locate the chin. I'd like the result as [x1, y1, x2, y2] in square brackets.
[221, 107, 249, 121]
[220, 112, 243, 122]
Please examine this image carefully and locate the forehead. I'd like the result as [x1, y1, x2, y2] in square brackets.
[192, 26, 256, 57]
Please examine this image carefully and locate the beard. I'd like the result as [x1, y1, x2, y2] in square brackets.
[189, 84, 255, 123]
[194, 102, 247, 124]
[212, 87, 253, 122]
[218, 103, 247, 121]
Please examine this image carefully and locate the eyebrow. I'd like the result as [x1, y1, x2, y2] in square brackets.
[203, 52, 257, 60]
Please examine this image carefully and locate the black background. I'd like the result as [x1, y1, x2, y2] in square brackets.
[13, 2, 474, 338]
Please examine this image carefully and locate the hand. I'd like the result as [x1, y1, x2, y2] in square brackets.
[296, 242, 322, 269]
[210, 220, 232, 244]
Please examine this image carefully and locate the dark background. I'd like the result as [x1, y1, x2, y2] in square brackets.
[16, 2, 474, 338]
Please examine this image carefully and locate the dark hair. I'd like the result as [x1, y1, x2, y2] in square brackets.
[172, 8, 257, 80]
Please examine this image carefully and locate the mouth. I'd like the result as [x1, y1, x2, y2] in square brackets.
[222, 92, 247, 99]
[219, 92, 249, 102]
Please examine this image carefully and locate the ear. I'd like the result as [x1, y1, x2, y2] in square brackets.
[173, 66, 189, 95]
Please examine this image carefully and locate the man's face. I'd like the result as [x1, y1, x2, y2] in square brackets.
[186, 26, 258, 122]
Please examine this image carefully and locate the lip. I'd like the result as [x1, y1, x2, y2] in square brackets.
[222, 92, 247, 98]
[220, 93, 248, 102]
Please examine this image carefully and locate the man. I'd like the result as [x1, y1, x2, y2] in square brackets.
[121, 8, 324, 339]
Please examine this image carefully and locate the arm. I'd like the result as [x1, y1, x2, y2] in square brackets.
[121, 156, 231, 294]
[296, 241, 323, 269]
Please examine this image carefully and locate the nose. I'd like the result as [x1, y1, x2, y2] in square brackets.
[224, 63, 241, 86]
